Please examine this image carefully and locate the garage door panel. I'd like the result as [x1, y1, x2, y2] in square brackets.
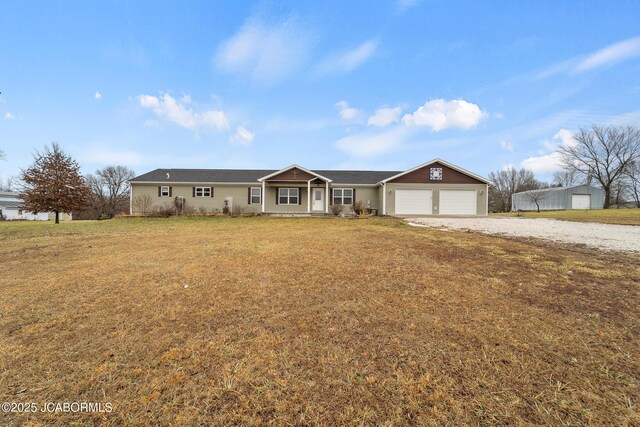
[440, 190, 477, 215]
[571, 194, 591, 209]
[395, 189, 432, 215]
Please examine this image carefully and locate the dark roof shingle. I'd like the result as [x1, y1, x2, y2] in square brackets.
[131, 168, 400, 185]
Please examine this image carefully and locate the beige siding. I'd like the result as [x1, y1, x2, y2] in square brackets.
[131, 184, 262, 214]
[384, 183, 488, 216]
[131, 183, 387, 215]
[330, 186, 380, 214]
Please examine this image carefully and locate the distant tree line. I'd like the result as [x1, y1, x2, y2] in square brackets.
[489, 124, 640, 212]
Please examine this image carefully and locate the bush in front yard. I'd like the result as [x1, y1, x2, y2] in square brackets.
[352, 200, 371, 216]
[330, 204, 344, 215]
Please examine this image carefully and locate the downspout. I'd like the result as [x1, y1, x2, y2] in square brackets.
[485, 183, 489, 215]
[129, 182, 133, 215]
[261, 181, 266, 213]
[307, 180, 311, 213]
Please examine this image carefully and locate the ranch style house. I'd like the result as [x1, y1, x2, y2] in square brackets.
[129, 159, 490, 216]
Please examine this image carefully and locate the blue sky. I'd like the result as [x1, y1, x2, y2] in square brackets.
[1, 1, 640, 181]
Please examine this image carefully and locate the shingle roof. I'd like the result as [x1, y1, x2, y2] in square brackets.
[130, 168, 401, 185]
[0, 200, 22, 209]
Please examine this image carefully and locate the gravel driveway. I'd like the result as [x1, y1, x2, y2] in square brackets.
[407, 217, 640, 253]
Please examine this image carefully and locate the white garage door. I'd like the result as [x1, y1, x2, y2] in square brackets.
[395, 189, 432, 215]
[571, 194, 591, 209]
[440, 190, 477, 215]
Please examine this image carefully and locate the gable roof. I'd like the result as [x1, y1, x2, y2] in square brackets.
[378, 158, 491, 184]
[258, 165, 333, 182]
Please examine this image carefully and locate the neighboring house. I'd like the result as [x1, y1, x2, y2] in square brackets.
[129, 159, 490, 216]
[511, 185, 605, 211]
[0, 192, 73, 221]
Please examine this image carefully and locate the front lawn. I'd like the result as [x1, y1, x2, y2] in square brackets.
[493, 207, 640, 225]
[1, 217, 639, 425]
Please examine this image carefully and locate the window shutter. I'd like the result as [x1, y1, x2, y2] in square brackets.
[299, 188, 302, 205]
[192, 187, 195, 197]
[158, 186, 161, 197]
[330, 188, 333, 205]
[353, 188, 356, 204]
[210, 187, 214, 198]
[275, 188, 279, 205]
[169, 186, 172, 197]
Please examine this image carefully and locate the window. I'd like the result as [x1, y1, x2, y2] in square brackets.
[333, 188, 353, 205]
[195, 187, 212, 197]
[161, 186, 170, 197]
[278, 188, 299, 205]
[250, 187, 261, 204]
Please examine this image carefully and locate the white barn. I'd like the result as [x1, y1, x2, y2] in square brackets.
[511, 185, 605, 211]
[0, 191, 71, 221]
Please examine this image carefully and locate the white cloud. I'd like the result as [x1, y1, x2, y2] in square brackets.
[521, 152, 562, 173]
[317, 40, 378, 75]
[402, 98, 486, 131]
[138, 93, 229, 132]
[94, 91, 102, 100]
[230, 126, 255, 146]
[4, 112, 15, 120]
[396, 0, 421, 12]
[536, 37, 640, 79]
[500, 140, 513, 152]
[335, 127, 409, 157]
[214, 17, 312, 84]
[575, 37, 640, 73]
[368, 106, 402, 127]
[520, 129, 574, 173]
[335, 100, 361, 121]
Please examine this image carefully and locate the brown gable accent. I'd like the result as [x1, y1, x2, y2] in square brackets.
[388, 161, 484, 184]
[266, 167, 315, 181]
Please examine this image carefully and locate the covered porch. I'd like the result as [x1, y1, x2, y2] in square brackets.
[258, 165, 332, 214]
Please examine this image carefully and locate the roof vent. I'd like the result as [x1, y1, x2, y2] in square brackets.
[166, 173, 170, 179]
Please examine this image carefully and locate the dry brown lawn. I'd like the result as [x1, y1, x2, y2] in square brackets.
[493, 208, 640, 225]
[1, 217, 639, 426]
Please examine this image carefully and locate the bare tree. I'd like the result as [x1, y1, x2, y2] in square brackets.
[20, 143, 91, 223]
[83, 165, 135, 218]
[488, 167, 540, 212]
[0, 176, 17, 192]
[558, 125, 640, 209]
[525, 189, 547, 212]
[552, 169, 581, 187]
[624, 160, 640, 208]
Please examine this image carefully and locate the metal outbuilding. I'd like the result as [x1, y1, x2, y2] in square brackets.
[511, 185, 605, 211]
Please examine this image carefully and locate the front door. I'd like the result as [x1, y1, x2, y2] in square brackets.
[312, 188, 324, 211]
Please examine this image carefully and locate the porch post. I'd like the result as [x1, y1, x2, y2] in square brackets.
[382, 183, 386, 215]
[307, 180, 311, 213]
[261, 181, 266, 213]
[325, 181, 329, 213]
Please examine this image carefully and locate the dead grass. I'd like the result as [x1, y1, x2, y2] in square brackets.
[1, 217, 639, 426]
[493, 208, 640, 225]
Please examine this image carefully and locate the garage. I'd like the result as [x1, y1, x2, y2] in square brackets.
[395, 189, 432, 215]
[571, 194, 591, 209]
[439, 190, 477, 215]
